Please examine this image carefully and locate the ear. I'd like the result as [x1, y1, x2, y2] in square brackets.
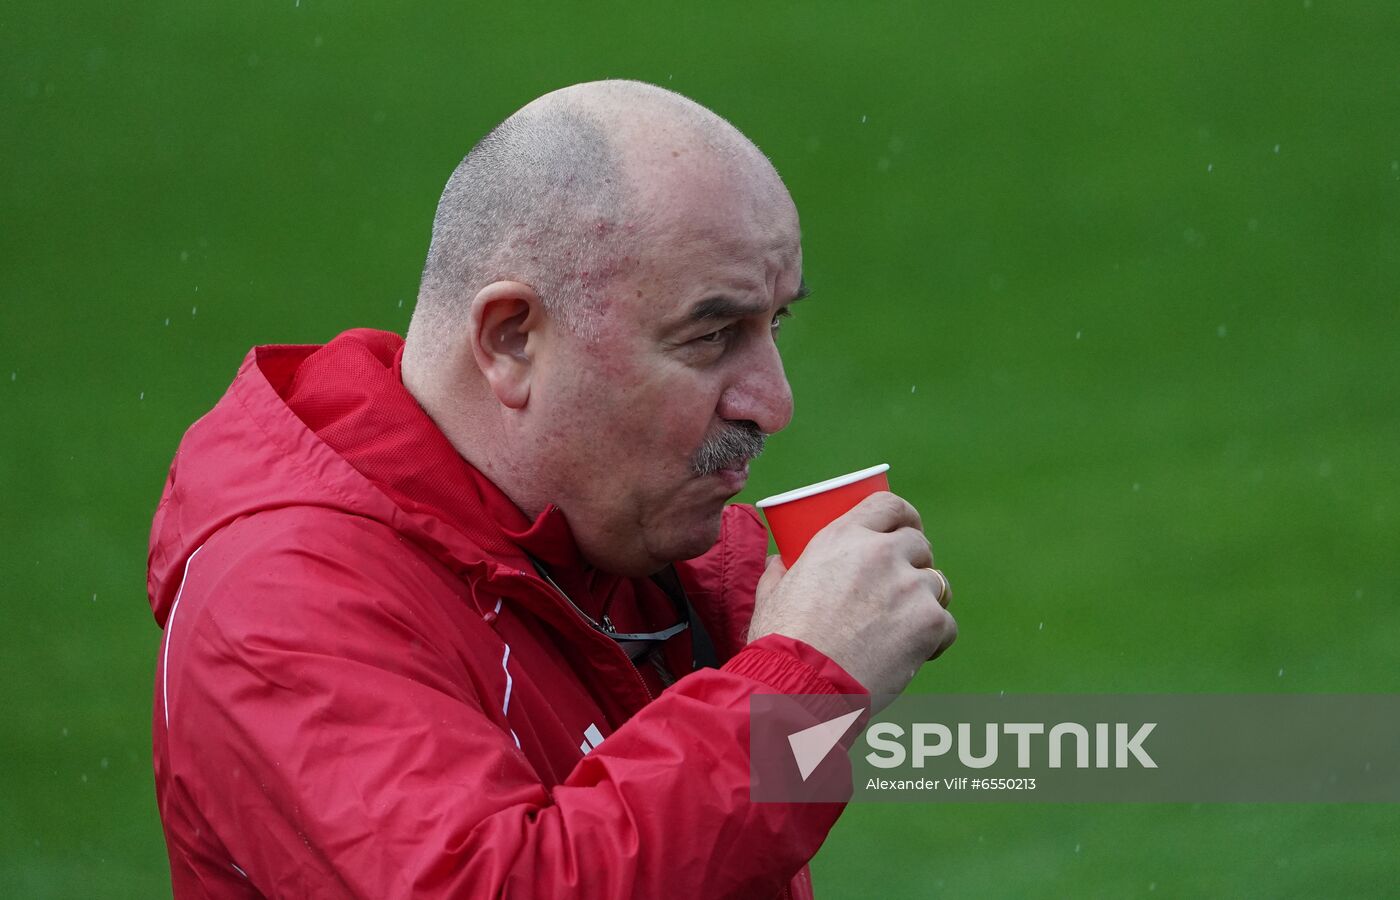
[467, 280, 547, 410]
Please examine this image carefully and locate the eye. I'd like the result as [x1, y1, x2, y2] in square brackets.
[696, 324, 735, 344]
[771, 307, 793, 335]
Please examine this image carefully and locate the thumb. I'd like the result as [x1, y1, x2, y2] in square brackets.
[748, 554, 789, 644]
[757, 553, 788, 596]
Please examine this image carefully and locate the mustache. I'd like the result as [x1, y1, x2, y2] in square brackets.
[691, 421, 767, 476]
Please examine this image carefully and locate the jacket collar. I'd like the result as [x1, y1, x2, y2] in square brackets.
[281, 328, 592, 579]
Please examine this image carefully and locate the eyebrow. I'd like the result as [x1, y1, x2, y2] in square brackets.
[687, 279, 811, 322]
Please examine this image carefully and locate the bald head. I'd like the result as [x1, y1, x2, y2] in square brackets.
[406, 80, 789, 364]
[400, 81, 805, 573]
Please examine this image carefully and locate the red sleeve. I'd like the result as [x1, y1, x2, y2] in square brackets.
[159, 513, 864, 899]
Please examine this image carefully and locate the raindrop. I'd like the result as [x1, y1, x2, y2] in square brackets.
[1132, 482, 1141, 492]
[91, 593, 97, 602]
[1273, 144, 1281, 154]
[1217, 324, 1227, 337]
[1149, 884, 1157, 893]
[1207, 163, 1213, 173]
[1278, 668, 1285, 677]
[860, 115, 867, 124]
[1075, 843, 1081, 854]
[81, 774, 88, 784]
[1247, 218, 1259, 232]
[180, 250, 189, 262]
[9, 372, 14, 382]
[100, 757, 109, 769]
[192, 306, 198, 317]
[910, 385, 916, 394]
[139, 391, 145, 400]
[397, 298, 404, 308]
[1075, 330, 1082, 340]
[1318, 460, 1332, 477]
[1038, 621, 1044, 631]
[164, 318, 170, 327]
[62, 728, 69, 737]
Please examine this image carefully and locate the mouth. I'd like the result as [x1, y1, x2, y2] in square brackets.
[711, 460, 750, 493]
[691, 421, 765, 492]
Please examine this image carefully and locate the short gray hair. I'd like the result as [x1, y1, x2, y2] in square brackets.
[412, 105, 630, 346]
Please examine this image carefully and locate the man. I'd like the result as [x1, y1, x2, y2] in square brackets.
[148, 80, 956, 898]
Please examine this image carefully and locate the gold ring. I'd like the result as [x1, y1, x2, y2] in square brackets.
[932, 569, 951, 608]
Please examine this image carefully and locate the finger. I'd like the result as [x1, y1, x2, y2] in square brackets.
[839, 491, 923, 535]
[891, 527, 934, 569]
[928, 610, 958, 660]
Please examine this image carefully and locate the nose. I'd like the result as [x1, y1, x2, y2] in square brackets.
[717, 337, 794, 435]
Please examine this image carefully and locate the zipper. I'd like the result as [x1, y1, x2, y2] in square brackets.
[528, 568, 655, 704]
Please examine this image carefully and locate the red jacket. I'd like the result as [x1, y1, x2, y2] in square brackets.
[148, 329, 864, 899]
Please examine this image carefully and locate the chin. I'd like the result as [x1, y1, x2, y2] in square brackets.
[580, 512, 723, 577]
[658, 512, 726, 563]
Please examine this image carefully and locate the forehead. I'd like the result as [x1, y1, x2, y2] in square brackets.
[613, 173, 803, 321]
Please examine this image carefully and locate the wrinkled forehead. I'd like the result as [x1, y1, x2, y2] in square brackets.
[616, 158, 802, 307]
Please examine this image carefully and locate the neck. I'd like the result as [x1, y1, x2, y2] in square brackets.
[402, 362, 550, 522]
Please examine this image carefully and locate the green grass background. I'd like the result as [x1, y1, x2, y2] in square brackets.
[3, 1, 1397, 896]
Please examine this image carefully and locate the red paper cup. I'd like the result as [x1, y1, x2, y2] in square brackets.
[756, 464, 890, 567]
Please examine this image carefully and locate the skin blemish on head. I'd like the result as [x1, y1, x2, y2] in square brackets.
[580, 255, 631, 286]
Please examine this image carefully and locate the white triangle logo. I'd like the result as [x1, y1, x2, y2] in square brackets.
[787, 709, 863, 781]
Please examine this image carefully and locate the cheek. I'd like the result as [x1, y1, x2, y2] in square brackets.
[540, 355, 655, 463]
[642, 375, 725, 468]
[552, 341, 723, 473]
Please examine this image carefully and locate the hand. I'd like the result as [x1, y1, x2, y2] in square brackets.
[747, 491, 956, 700]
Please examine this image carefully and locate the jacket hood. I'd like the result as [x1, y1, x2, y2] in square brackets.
[147, 329, 766, 640]
[149, 329, 592, 625]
